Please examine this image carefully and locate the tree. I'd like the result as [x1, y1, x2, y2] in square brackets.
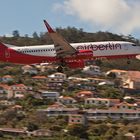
[27, 122, 39, 132]
[67, 124, 88, 139]
[32, 32, 39, 39]
[88, 124, 109, 137]
[12, 30, 20, 37]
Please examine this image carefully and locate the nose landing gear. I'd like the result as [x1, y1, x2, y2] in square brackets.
[57, 65, 63, 73]
[127, 58, 131, 64]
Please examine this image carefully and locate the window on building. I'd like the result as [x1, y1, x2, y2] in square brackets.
[98, 101, 101, 104]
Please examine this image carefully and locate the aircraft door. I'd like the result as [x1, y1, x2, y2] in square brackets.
[5, 48, 11, 58]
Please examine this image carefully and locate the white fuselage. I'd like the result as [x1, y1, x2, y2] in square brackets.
[9, 41, 140, 58]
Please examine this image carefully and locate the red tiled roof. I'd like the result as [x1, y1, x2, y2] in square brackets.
[108, 99, 120, 103]
[12, 105, 22, 109]
[59, 96, 74, 100]
[12, 84, 26, 87]
[0, 84, 11, 90]
[110, 69, 127, 73]
[127, 71, 140, 79]
[48, 102, 65, 108]
[77, 91, 93, 95]
[32, 76, 47, 79]
[3, 75, 13, 78]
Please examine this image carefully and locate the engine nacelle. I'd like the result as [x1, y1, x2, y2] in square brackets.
[63, 50, 93, 69]
[65, 50, 93, 61]
[75, 50, 93, 60]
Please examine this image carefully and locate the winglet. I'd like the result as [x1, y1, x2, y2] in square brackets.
[43, 20, 55, 33]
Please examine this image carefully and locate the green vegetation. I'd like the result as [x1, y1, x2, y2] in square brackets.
[0, 28, 140, 139]
[1, 26, 139, 46]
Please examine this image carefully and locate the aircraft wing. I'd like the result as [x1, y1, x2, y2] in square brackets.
[43, 20, 77, 58]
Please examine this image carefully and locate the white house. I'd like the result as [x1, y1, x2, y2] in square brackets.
[122, 71, 140, 90]
[58, 96, 77, 104]
[82, 65, 101, 75]
[40, 91, 60, 100]
[86, 108, 140, 120]
[85, 98, 120, 107]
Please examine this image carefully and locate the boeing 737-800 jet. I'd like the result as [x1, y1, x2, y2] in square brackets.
[0, 20, 140, 71]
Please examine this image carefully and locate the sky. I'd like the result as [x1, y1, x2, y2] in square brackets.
[0, 0, 140, 39]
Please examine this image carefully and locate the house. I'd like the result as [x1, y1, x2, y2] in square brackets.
[32, 76, 47, 82]
[76, 91, 95, 99]
[0, 100, 15, 106]
[115, 102, 137, 110]
[58, 96, 77, 104]
[77, 83, 96, 91]
[48, 72, 67, 81]
[0, 128, 26, 136]
[0, 84, 12, 99]
[37, 102, 79, 117]
[86, 108, 140, 120]
[10, 84, 33, 98]
[68, 77, 88, 82]
[106, 69, 127, 78]
[12, 105, 23, 110]
[87, 77, 107, 84]
[11, 84, 32, 91]
[122, 71, 140, 90]
[46, 73, 67, 91]
[82, 65, 101, 75]
[85, 98, 120, 107]
[30, 129, 52, 137]
[68, 77, 97, 91]
[69, 114, 87, 125]
[2, 75, 14, 83]
[39, 91, 60, 100]
[124, 133, 136, 140]
[21, 65, 38, 75]
[0, 84, 32, 99]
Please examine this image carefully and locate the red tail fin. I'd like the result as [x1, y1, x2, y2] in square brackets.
[43, 20, 55, 33]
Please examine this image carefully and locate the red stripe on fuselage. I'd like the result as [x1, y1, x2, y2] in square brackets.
[2, 47, 137, 64]
[3, 49, 57, 64]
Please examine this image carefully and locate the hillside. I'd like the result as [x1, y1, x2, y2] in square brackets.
[0, 27, 140, 71]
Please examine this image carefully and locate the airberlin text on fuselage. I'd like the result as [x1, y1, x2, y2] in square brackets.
[77, 43, 122, 51]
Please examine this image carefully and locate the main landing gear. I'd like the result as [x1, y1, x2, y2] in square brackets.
[57, 65, 63, 73]
[127, 58, 131, 64]
[95, 59, 102, 66]
[57, 59, 66, 73]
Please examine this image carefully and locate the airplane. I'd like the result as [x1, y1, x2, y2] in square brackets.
[0, 20, 140, 72]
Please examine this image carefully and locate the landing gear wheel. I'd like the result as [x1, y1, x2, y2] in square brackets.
[57, 66, 63, 73]
[95, 59, 102, 66]
[127, 60, 130, 64]
[127, 59, 131, 64]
